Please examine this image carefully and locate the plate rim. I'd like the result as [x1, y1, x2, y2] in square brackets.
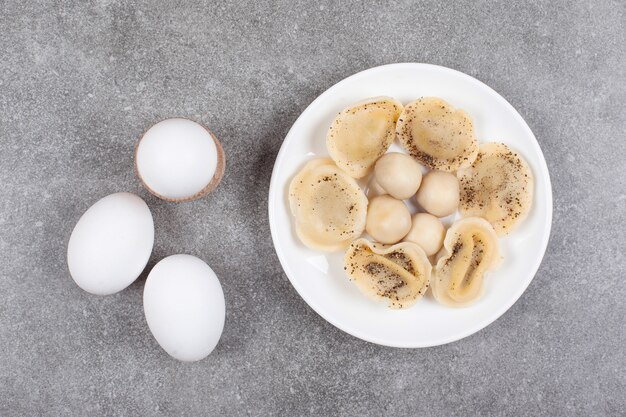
[268, 62, 553, 348]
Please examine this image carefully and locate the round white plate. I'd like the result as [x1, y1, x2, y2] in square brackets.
[268, 63, 552, 348]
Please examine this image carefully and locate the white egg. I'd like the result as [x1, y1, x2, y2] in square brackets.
[135, 118, 225, 202]
[143, 254, 225, 362]
[67, 192, 154, 295]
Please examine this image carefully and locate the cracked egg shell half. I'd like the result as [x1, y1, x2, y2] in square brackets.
[457, 142, 534, 236]
[289, 159, 368, 251]
[344, 239, 431, 309]
[326, 97, 403, 178]
[396, 97, 478, 172]
[432, 217, 501, 307]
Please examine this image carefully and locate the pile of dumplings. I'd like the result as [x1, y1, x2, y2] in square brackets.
[289, 97, 534, 309]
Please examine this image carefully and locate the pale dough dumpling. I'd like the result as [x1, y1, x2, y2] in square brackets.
[365, 195, 411, 244]
[374, 152, 423, 200]
[327, 97, 403, 178]
[396, 97, 478, 171]
[289, 159, 368, 251]
[367, 177, 387, 198]
[457, 143, 534, 236]
[432, 217, 501, 307]
[344, 238, 431, 309]
[403, 213, 445, 256]
[415, 171, 459, 217]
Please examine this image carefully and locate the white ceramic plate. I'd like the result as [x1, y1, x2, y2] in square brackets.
[268, 63, 552, 347]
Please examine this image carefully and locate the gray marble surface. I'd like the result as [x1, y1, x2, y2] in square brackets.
[1, 0, 625, 416]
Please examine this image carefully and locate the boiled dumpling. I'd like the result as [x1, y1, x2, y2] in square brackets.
[457, 143, 534, 236]
[327, 97, 403, 178]
[366, 177, 387, 198]
[432, 217, 501, 307]
[289, 159, 368, 251]
[344, 238, 431, 309]
[403, 213, 445, 257]
[415, 171, 460, 217]
[365, 195, 412, 245]
[396, 97, 478, 171]
[373, 152, 423, 200]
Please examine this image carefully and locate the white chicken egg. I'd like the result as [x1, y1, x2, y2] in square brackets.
[67, 192, 154, 295]
[135, 118, 225, 202]
[143, 254, 225, 362]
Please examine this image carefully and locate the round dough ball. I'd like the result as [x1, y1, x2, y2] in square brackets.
[415, 171, 459, 217]
[403, 213, 445, 256]
[366, 195, 412, 244]
[367, 177, 387, 198]
[374, 153, 423, 200]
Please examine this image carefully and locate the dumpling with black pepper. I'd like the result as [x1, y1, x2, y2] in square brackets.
[344, 238, 431, 309]
[396, 97, 478, 171]
[327, 97, 403, 178]
[457, 143, 534, 236]
[432, 217, 501, 307]
[289, 159, 368, 251]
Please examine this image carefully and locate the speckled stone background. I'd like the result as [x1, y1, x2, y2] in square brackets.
[1, 0, 624, 415]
